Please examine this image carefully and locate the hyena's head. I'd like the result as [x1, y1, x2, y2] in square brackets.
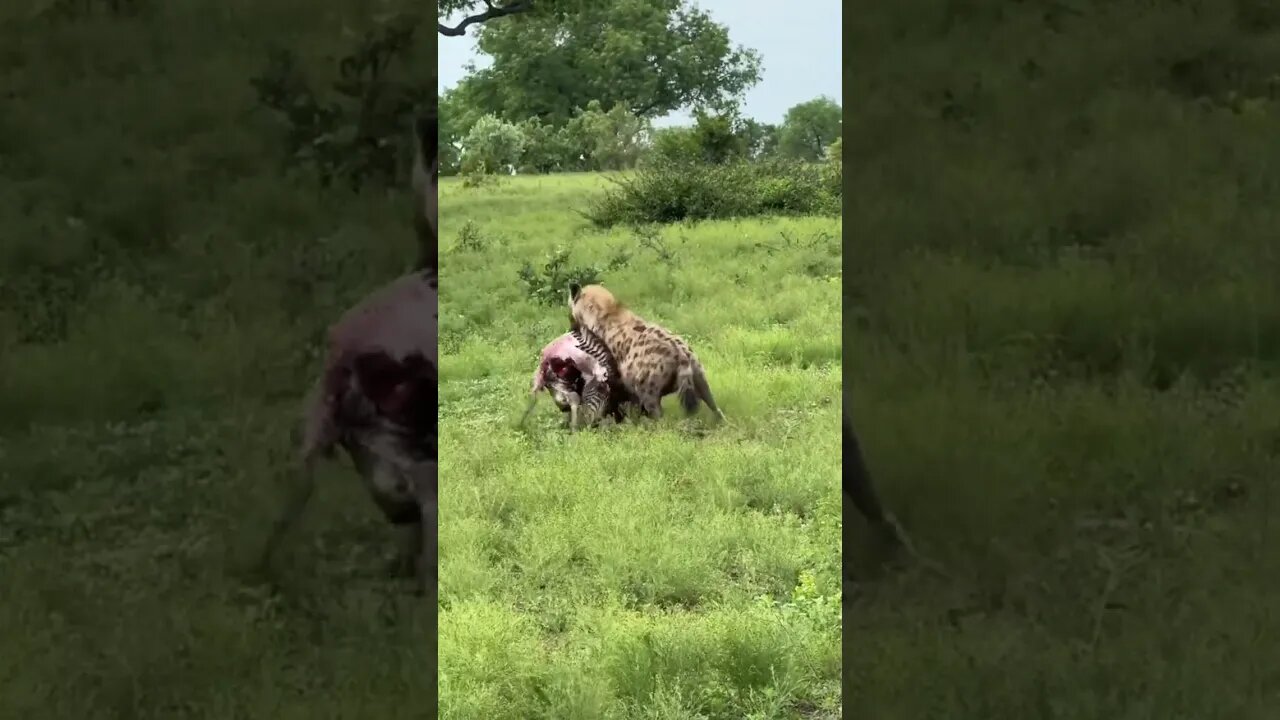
[568, 283, 621, 335]
[412, 108, 438, 272]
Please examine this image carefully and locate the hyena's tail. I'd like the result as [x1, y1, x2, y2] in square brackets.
[677, 355, 726, 420]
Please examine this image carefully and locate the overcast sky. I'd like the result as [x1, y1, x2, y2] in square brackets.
[438, 0, 841, 127]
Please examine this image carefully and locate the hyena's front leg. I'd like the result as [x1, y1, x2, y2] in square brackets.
[639, 393, 663, 420]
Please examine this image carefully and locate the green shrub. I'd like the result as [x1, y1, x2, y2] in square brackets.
[586, 157, 840, 227]
[460, 114, 527, 175]
[646, 111, 752, 166]
[821, 137, 842, 197]
[516, 248, 632, 306]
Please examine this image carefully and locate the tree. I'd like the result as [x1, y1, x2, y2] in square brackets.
[439, 0, 535, 37]
[777, 97, 842, 162]
[736, 118, 779, 160]
[688, 109, 748, 164]
[564, 101, 650, 171]
[447, 0, 761, 126]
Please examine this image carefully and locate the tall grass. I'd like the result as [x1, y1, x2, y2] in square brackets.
[439, 172, 842, 718]
[847, 1, 1280, 715]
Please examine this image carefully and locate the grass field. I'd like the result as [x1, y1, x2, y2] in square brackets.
[0, 3, 444, 718]
[846, 2, 1280, 717]
[437, 172, 843, 718]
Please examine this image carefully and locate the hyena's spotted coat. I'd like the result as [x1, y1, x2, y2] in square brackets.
[568, 283, 724, 421]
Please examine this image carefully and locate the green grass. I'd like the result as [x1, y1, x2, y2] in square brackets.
[846, 1, 1280, 717]
[438, 172, 842, 718]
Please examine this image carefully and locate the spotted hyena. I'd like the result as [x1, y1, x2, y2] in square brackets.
[260, 109, 438, 594]
[567, 283, 724, 421]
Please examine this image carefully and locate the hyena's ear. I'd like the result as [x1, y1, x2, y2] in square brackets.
[568, 282, 582, 303]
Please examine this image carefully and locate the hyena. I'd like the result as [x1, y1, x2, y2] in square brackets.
[567, 282, 725, 421]
[260, 110, 439, 595]
[521, 327, 632, 430]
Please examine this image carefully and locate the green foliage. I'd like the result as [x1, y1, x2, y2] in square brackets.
[438, 93, 465, 175]
[776, 96, 841, 162]
[563, 100, 650, 171]
[454, 101, 650, 175]
[516, 247, 632, 306]
[1, 4, 438, 717]
[647, 126, 703, 164]
[450, 0, 761, 125]
[249, 12, 432, 189]
[515, 117, 579, 173]
[687, 109, 749, 164]
[646, 110, 769, 166]
[737, 117, 781, 160]
[586, 157, 841, 227]
[460, 114, 526, 174]
[821, 137, 841, 197]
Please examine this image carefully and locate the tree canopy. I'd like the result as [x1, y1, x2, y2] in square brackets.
[439, 0, 536, 37]
[776, 96, 842, 162]
[439, 0, 761, 126]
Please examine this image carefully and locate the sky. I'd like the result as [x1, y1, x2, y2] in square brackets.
[438, 0, 842, 127]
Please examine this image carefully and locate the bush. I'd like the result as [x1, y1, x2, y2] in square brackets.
[460, 114, 526, 175]
[565, 101, 650, 171]
[585, 156, 841, 227]
[822, 137, 842, 196]
[646, 111, 751, 166]
[647, 126, 703, 165]
[517, 119, 580, 174]
[517, 248, 632, 306]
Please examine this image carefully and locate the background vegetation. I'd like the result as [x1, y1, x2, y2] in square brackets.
[1, 1, 439, 717]
[2, 0, 843, 718]
[846, 1, 1280, 716]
